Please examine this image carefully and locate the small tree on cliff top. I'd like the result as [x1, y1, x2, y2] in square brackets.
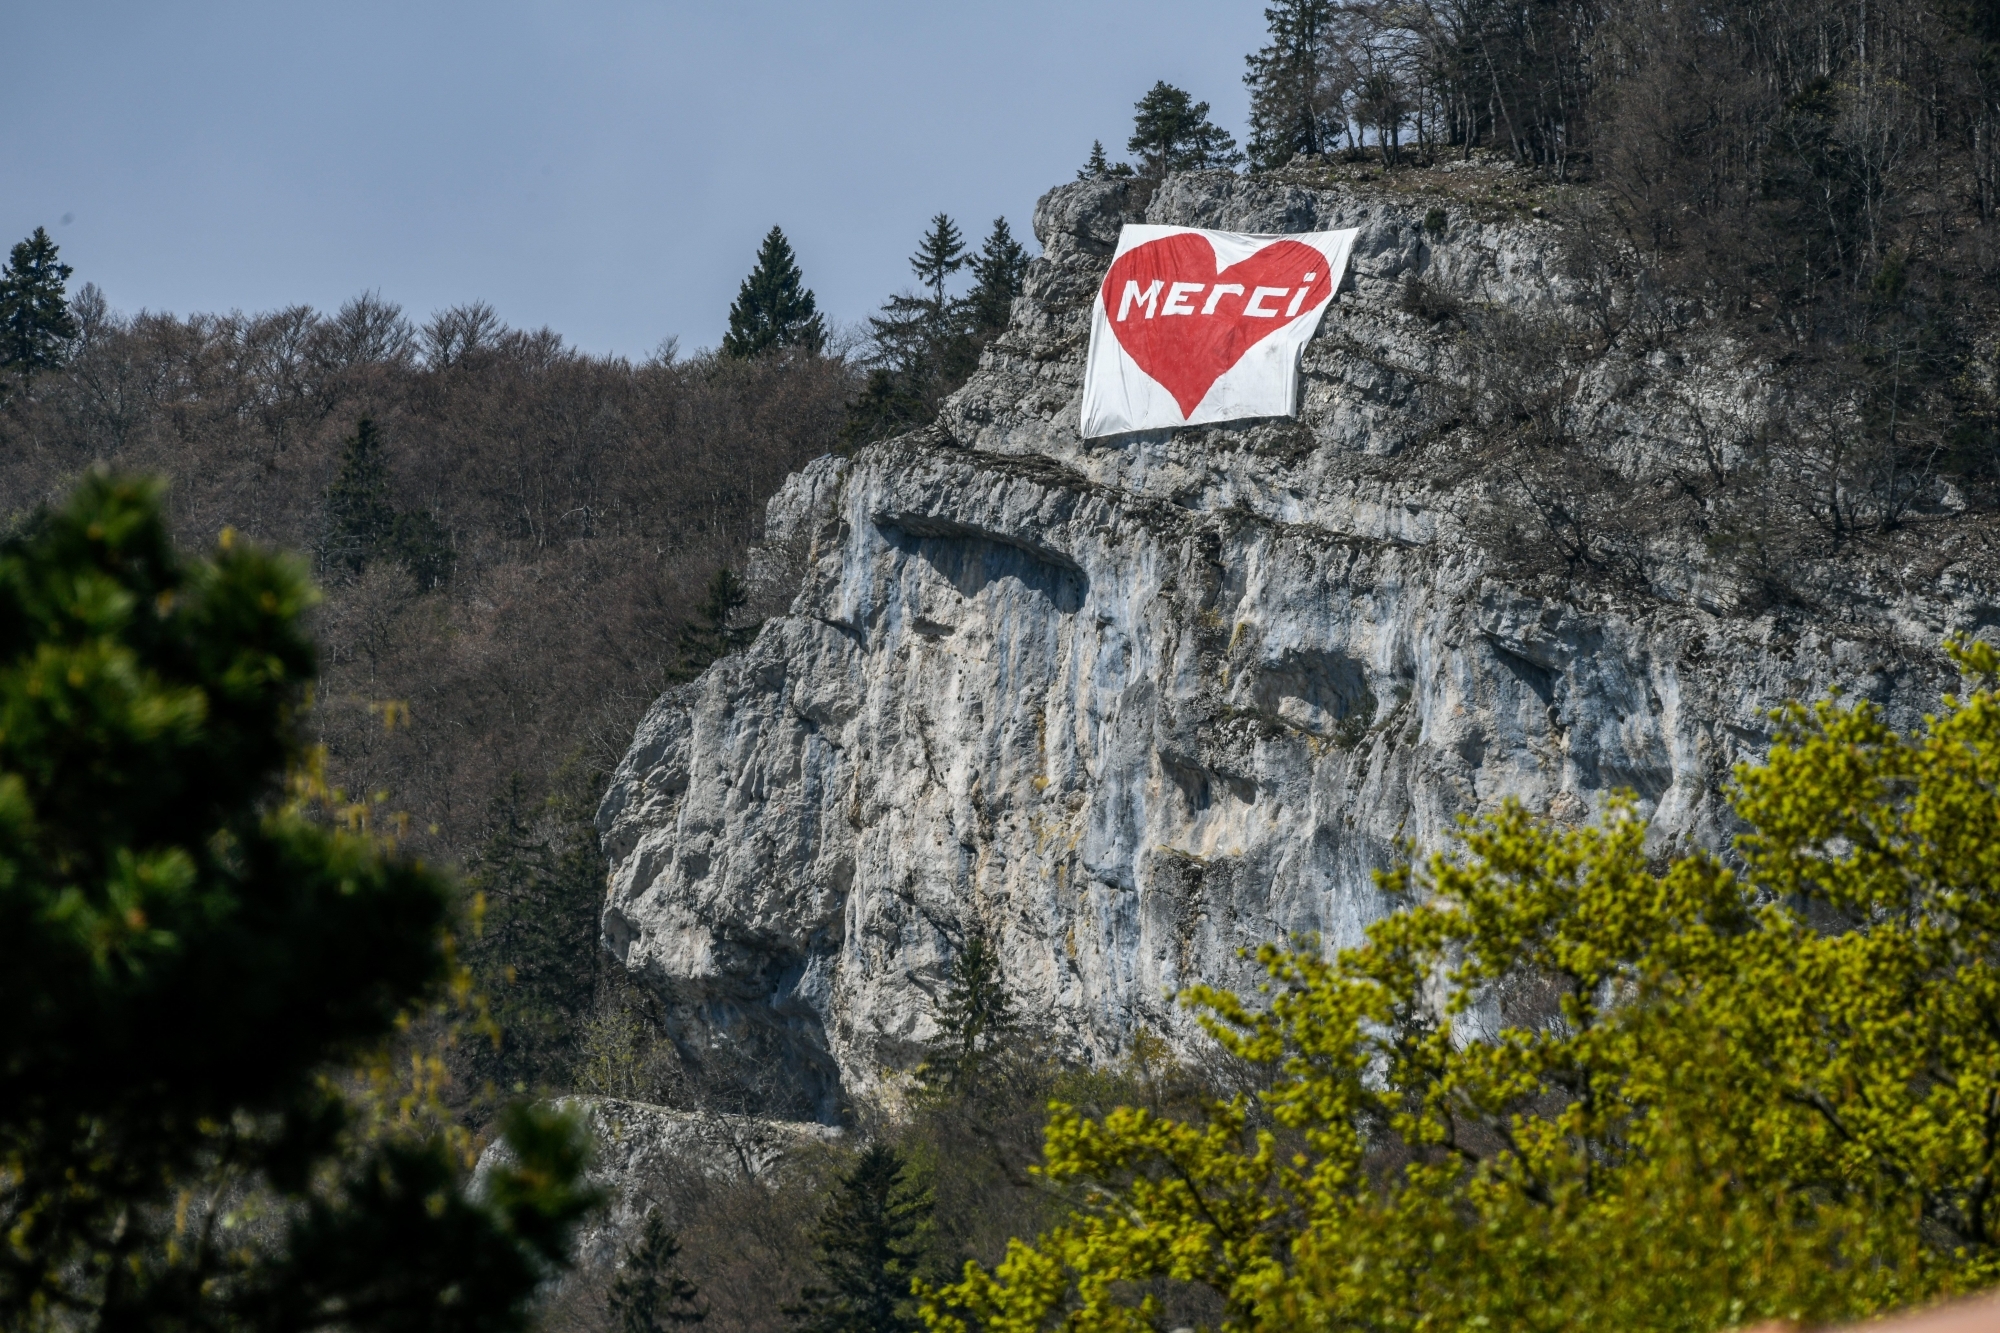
[1128, 81, 1244, 178]
[965, 218, 1030, 338]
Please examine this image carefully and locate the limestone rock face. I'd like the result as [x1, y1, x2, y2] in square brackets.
[598, 169, 2000, 1122]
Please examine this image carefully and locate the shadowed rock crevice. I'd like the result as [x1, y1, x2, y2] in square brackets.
[876, 517, 1087, 614]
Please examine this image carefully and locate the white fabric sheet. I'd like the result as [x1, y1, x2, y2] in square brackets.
[1079, 223, 1359, 439]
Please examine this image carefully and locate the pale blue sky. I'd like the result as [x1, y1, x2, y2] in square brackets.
[3, 2, 1267, 356]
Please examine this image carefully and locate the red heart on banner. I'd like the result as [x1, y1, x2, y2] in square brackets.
[1100, 234, 1334, 418]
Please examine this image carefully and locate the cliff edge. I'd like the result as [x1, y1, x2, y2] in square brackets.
[596, 167, 2000, 1121]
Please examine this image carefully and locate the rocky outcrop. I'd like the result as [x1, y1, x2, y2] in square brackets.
[598, 166, 2000, 1122]
[476, 1098, 839, 1270]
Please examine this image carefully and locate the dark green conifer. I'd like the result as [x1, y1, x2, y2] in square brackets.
[916, 931, 1022, 1102]
[966, 218, 1030, 337]
[390, 508, 455, 589]
[323, 418, 397, 576]
[843, 215, 975, 449]
[909, 214, 968, 309]
[722, 227, 826, 358]
[323, 418, 454, 587]
[784, 1145, 933, 1333]
[0, 228, 80, 385]
[1082, 139, 1135, 180]
[463, 767, 605, 1095]
[1128, 82, 1245, 179]
[838, 368, 934, 451]
[609, 1211, 708, 1333]
[667, 566, 756, 683]
[1244, 0, 1345, 169]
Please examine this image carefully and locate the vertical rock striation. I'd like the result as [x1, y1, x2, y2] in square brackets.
[599, 169, 2000, 1121]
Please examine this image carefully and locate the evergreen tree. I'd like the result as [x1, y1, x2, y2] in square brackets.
[390, 507, 456, 589]
[666, 566, 756, 683]
[721, 227, 826, 358]
[785, 1145, 933, 1333]
[609, 1211, 708, 1333]
[1127, 82, 1245, 179]
[839, 368, 934, 450]
[844, 215, 975, 449]
[0, 227, 80, 385]
[323, 418, 455, 587]
[965, 218, 1031, 338]
[909, 214, 968, 309]
[915, 931, 1022, 1102]
[0, 473, 596, 1330]
[324, 418, 397, 576]
[462, 766, 606, 1095]
[1076, 139, 1133, 179]
[1243, 0, 1347, 169]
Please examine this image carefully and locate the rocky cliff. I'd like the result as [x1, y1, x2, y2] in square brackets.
[596, 166, 2000, 1123]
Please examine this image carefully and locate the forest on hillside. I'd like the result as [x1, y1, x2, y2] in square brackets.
[0, 293, 850, 845]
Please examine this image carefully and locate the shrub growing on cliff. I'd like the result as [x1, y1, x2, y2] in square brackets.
[0, 473, 597, 1330]
[922, 642, 2000, 1333]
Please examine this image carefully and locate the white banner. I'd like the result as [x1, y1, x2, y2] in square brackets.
[1079, 224, 1359, 439]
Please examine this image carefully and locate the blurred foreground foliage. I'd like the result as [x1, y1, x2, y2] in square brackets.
[0, 474, 598, 1332]
[925, 640, 2000, 1333]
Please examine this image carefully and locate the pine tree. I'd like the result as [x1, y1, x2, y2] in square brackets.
[838, 368, 933, 450]
[965, 218, 1030, 337]
[721, 227, 826, 358]
[463, 767, 605, 1095]
[784, 1145, 933, 1333]
[666, 566, 756, 683]
[609, 1211, 708, 1333]
[916, 931, 1022, 1102]
[1077, 139, 1134, 180]
[323, 418, 397, 576]
[323, 418, 454, 587]
[1127, 82, 1245, 179]
[1244, 0, 1347, 169]
[844, 215, 976, 448]
[0, 227, 80, 385]
[909, 214, 967, 309]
